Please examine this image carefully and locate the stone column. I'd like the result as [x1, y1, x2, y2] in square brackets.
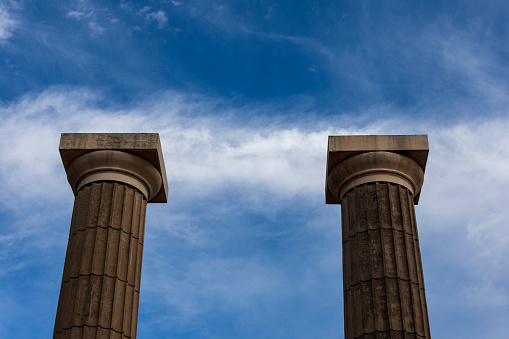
[326, 135, 431, 339]
[54, 133, 168, 339]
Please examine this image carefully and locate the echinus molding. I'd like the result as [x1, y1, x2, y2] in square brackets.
[327, 151, 424, 204]
[66, 150, 162, 202]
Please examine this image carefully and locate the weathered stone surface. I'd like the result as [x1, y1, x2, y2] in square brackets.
[326, 135, 428, 204]
[54, 182, 146, 338]
[326, 135, 430, 339]
[60, 133, 168, 203]
[341, 183, 430, 339]
[55, 133, 167, 339]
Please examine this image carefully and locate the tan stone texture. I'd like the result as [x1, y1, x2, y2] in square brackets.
[327, 151, 424, 205]
[341, 183, 430, 339]
[55, 133, 167, 339]
[326, 135, 428, 204]
[54, 182, 146, 339]
[326, 135, 431, 339]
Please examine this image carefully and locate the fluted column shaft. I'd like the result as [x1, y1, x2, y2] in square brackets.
[54, 182, 147, 339]
[55, 133, 168, 338]
[341, 183, 430, 339]
[326, 135, 431, 339]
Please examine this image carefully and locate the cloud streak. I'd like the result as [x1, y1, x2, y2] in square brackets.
[146, 10, 168, 29]
[1, 86, 509, 338]
[0, 4, 17, 43]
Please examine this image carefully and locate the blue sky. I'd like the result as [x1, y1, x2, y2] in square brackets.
[1, 0, 509, 338]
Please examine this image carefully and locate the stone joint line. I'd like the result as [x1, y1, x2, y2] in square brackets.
[353, 330, 426, 339]
[55, 324, 131, 338]
[345, 276, 425, 291]
[342, 227, 418, 242]
[62, 273, 139, 290]
[70, 224, 143, 241]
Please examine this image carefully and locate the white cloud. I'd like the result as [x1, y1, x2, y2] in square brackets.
[0, 89, 506, 195]
[137, 6, 151, 15]
[88, 21, 104, 37]
[3, 88, 508, 213]
[1, 86, 509, 252]
[0, 87, 385, 218]
[2, 89, 508, 260]
[0, 5, 16, 43]
[146, 10, 168, 29]
[2, 87, 509, 336]
[65, 3, 111, 36]
[421, 117, 509, 247]
[66, 10, 87, 20]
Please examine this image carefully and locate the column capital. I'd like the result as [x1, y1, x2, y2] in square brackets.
[59, 133, 168, 203]
[326, 135, 428, 205]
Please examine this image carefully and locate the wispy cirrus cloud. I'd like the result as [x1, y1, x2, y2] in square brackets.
[65, 10, 91, 20]
[2, 86, 509, 253]
[1, 86, 509, 338]
[137, 6, 151, 15]
[65, 1, 110, 37]
[0, 4, 17, 44]
[87, 21, 104, 37]
[146, 10, 168, 29]
[0, 87, 366, 207]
